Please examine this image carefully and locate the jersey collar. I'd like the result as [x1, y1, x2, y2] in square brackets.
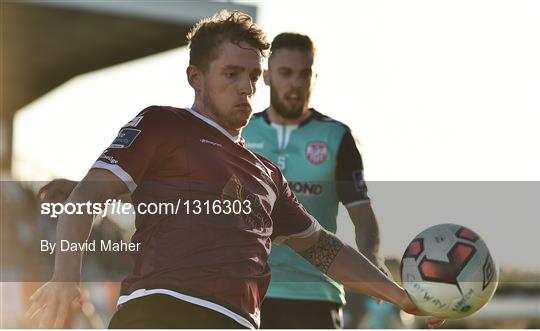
[262, 108, 316, 128]
[184, 108, 242, 143]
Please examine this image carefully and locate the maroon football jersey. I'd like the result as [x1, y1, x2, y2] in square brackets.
[91, 106, 319, 328]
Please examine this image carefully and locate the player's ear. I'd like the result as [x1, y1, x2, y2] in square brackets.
[263, 69, 270, 86]
[187, 65, 202, 92]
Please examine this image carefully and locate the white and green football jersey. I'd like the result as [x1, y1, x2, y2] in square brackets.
[243, 109, 370, 304]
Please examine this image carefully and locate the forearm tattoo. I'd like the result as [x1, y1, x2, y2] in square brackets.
[299, 231, 344, 274]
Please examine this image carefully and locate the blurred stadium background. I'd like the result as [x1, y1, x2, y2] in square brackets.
[1, 0, 539, 328]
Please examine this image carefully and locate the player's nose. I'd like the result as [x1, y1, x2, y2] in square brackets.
[291, 80, 307, 93]
[238, 75, 255, 96]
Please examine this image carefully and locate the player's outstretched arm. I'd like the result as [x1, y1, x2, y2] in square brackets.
[285, 229, 445, 328]
[347, 203, 391, 278]
[38, 179, 78, 203]
[27, 169, 128, 328]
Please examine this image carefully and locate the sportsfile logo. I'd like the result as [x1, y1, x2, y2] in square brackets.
[40, 198, 252, 219]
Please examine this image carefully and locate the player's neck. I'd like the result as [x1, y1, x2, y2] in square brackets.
[190, 103, 241, 138]
[267, 106, 311, 126]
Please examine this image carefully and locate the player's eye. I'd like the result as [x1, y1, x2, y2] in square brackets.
[301, 70, 312, 79]
[279, 69, 292, 77]
[224, 72, 237, 78]
[250, 74, 260, 83]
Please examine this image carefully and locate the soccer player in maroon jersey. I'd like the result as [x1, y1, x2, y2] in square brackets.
[28, 10, 444, 329]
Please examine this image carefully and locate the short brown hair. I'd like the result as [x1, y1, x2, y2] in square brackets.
[187, 10, 270, 71]
[269, 32, 316, 62]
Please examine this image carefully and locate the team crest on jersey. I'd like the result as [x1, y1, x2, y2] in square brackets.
[305, 142, 328, 165]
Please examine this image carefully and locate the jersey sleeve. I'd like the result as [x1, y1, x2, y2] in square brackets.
[335, 128, 370, 207]
[270, 168, 321, 243]
[90, 106, 176, 193]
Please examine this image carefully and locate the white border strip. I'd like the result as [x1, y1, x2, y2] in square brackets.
[344, 199, 371, 208]
[91, 160, 137, 193]
[184, 108, 240, 142]
[288, 219, 321, 239]
[117, 288, 255, 329]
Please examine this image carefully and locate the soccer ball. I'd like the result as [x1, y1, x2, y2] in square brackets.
[400, 223, 498, 319]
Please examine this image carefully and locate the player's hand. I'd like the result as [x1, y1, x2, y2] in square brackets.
[398, 293, 445, 328]
[373, 255, 392, 280]
[364, 253, 391, 278]
[26, 281, 81, 328]
[366, 253, 393, 303]
[39, 179, 78, 203]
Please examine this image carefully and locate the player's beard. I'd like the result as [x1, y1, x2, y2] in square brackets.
[270, 85, 310, 120]
[203, 91, 251, 131]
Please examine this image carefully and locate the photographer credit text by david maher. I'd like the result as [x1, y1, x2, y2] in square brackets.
[41, 239, 141, 254]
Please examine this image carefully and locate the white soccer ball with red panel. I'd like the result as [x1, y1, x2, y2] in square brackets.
[400, 223, 498, 319]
